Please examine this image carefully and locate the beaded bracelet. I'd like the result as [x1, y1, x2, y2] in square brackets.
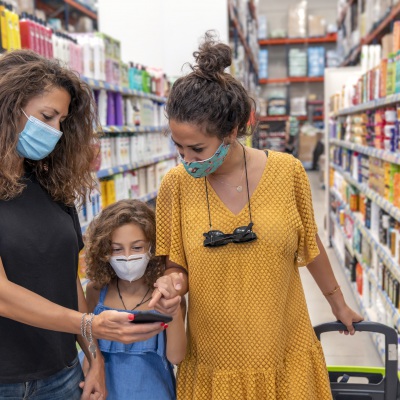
[324, 285, 341, 297]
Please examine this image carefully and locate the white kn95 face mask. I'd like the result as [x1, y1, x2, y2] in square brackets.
[109, 253, 150, 282]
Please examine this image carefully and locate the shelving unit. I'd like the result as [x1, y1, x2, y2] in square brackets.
[80, 190, 159, 234]
[329, 139, 400, 165]
[35, 0, 97, 29]
[259, 34, 337, 46]
[96, 153, 176, 179]
[340, 2, 400, 66]
[77, 73, 172, 232]
[330, 209, 390, 362]
[259, 76, 324, 85]
[101, 125, 167, 134]
[259, 115, 324, 122]
[330, 162, 400, 223]
[258, 27, 334, 156]
[327, 59, 400, 360]
[82, 77, 167, 103]
[228, 0, 259, 92]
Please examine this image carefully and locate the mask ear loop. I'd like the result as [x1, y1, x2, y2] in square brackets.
[21, 109, 29, 120]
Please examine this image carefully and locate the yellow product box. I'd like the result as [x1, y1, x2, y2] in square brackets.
[100, 180, 108, 208]
[106, 179, 116, 206]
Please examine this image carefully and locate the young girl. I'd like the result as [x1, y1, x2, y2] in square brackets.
[84, 199, 186, 400]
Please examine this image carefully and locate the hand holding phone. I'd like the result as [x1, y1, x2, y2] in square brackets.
[130, 311, 172, 324]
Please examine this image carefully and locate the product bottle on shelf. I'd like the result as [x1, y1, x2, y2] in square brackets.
[4, 4, 14, 51]
[19, 12, 32, 50]
[11, 8, 20, 50]
[0, 2, 7, 53]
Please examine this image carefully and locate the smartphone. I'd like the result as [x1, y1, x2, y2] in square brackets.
[130, 311, 172, 324]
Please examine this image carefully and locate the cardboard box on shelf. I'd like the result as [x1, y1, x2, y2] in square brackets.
[298, 133, 317, 164]
[288, 0, 307, 38]
[381, 33, 394, 60]
[308, 15, 326, 37]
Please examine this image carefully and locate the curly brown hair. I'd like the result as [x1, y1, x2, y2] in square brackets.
[85, 199, 165, 288]
[0, 50, 99, 205]
[166, 31, 255, 140]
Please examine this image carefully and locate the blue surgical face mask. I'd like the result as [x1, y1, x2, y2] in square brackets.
[16, 110, 63, 160]
[179, 141, 231, 178]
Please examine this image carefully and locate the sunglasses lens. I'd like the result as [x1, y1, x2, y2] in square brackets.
[203, 230, 230, 247]
[232, 226, 258, 243]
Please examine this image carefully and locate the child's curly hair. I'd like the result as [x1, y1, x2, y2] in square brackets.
[85, 199, 165, 288]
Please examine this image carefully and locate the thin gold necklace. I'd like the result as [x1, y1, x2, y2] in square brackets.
[208, 146, 247, 192]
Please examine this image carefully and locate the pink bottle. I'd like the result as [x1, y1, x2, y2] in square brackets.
[28, 15, 38, 53]
[45, 23, 53, 59]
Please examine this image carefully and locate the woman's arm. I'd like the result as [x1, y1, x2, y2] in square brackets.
[306, 235, 363, 334]
[0, 257, 164, 343]
[165, 296, 187, 365]
[76, 278, 106, 400]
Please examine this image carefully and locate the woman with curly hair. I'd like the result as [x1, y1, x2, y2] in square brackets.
[84, 199, 186, 400]
[0, 50, 167, 400]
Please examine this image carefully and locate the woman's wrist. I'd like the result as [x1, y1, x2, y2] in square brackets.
[325, 289, 347, 312]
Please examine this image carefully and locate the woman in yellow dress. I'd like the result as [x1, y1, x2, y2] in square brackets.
[149, 32, 363, 399]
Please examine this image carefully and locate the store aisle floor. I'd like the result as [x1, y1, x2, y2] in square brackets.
[302, 171, 383, 368]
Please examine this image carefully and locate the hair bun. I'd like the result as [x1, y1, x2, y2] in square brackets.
[193, 31, 232, 79]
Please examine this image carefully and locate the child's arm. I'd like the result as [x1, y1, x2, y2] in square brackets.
[165, 295, 187, 365]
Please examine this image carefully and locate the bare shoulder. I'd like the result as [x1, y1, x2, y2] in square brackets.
[85, 281, 102, 312]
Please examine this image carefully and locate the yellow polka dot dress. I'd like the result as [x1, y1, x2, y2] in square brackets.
[156, 151, 332, 400]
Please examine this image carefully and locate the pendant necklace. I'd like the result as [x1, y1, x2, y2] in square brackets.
[208, 146, 247, 192]
[116, 278, 151, 311]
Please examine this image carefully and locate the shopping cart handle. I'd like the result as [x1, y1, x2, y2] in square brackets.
[314, 321, 399, 400]
[314, 320, 398, 344]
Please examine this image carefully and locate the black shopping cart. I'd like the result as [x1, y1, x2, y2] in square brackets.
[314, 321, 400, 400]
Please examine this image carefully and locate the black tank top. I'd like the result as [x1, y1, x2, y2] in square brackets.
[0, 170, 83, 383]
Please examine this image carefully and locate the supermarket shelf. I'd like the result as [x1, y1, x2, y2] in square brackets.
[36, 0, 97, 21]
[65, 0, 97, 19]
[259, 33, 337, 46]
[330, 209, 354, 257]
[331, 162, 400, 222]
[337, 0, 356, 27]
[334, 92, 400, 116]
[259, 115, 324, 122]
[330, 138, 400, 165]
[330, 187, 400, 283]
[330, 237, 387, 362]
[259, 76, 324, 84]
[331, 207, 400, 332]
[97, 153, 176, 178]
[81, 77, 167, 103]
[228, 0, 259, 75]
[248, 0, 257, 22]
[355, 249, 400, 332]
[80, 190, 159, 234]
[80, 221, 90, 235]
[341, 2, 400, 66]
[101, 125, 167, 134]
